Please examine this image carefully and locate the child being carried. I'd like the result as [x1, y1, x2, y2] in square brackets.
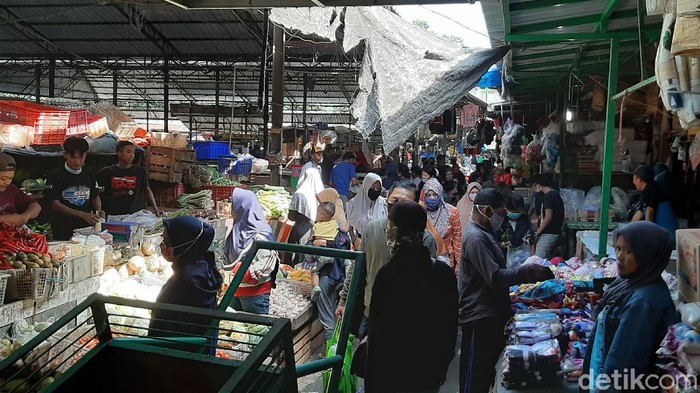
[302, 202, 350, 301]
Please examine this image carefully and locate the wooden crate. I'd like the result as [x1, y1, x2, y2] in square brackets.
[148, 146, 195, 183]
[293, 319, 325, 364]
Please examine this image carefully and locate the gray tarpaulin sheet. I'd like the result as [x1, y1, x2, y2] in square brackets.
[270, 7, 509, 152]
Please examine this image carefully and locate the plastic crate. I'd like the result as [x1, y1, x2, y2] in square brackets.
[218, 155, 253, 176]
[101, 222, 141, 244]
[193, 141, 230, 161]
[0, 273, 8, 305]
[151, 181, 186, 208]
[199, 185, 243, 202]
[5, 268, 54, 300]
[0, 101, 71, 145]
[67, 110, 89, 136]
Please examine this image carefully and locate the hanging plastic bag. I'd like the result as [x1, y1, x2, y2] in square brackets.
[322, 323, 357, 393]
[507, 243, 532, 268]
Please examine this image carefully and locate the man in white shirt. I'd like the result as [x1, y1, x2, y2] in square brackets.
[298, 144, 324, 187]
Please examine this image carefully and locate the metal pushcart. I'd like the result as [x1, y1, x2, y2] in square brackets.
[0, 240, 366, 393]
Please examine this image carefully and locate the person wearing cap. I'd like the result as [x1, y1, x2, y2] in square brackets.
[364, 200, 457, 392]
[631, 165, 678, 240]
[531, 174, 565, 259]
[0, 153, 41, 226]
[459, 189, 554, 393]
[45, 137, 103, 241]
[298, 143, 324, 187]
[149, 216, 223, 338]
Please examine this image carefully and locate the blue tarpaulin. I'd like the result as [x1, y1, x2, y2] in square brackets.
[477, 64, 502, 89]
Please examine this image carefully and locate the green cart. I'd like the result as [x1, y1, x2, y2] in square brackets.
[0, 240, 365, 393]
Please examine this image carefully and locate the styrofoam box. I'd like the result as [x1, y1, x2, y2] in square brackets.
[678, 229, 700, 303]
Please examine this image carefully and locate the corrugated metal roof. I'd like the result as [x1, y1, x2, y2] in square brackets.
[481, 0, 662, 107]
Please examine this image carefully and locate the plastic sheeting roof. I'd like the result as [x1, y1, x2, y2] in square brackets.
[270, 7, 508, 152]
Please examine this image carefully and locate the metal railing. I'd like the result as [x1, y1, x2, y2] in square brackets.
[219, 240, 366, 393]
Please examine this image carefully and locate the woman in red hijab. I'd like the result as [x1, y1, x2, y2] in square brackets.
[354, 151, 371, 174]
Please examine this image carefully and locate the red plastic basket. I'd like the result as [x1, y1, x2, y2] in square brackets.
[68, 110, 89, 137]
[200, 185, 245, 202]
[0, 100, 70, 145]
[151, 181, 186, 208]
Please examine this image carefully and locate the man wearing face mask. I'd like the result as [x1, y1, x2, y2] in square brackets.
[337, 183, 437, 339]
[459, 189, 554, 393]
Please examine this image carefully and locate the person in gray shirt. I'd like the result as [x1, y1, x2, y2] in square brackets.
[336, 182, 437, 339]
[459, 189, 553, 393]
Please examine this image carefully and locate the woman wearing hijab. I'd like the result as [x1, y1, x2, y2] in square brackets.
[224, 188, 278, 314]
[365, 201, 457, 393]
[346, 172, 388, 237]
[421, 179, 462, 271]
[317, 188, 349, 232]
[149, 216, 223, 337]
[287, 168, 325, 264]
[456, 182, 483, 233]
[354, 151, 371, 174]
[582, 221, 678, 391]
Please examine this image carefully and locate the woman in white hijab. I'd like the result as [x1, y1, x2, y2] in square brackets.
[346, 172, 388, 237]
[286, 168, 325, 263]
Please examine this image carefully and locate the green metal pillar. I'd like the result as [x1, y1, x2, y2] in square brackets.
[598, 39, 620, 259]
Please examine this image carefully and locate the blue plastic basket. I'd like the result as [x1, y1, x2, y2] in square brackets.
[218, 155, 253, 176]
[193, 141, 230, 160]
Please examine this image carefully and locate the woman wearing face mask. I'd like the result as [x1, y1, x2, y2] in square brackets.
[365, 201, 458, 393]
[418, 165, 438, 195]
[149, 216, 223, 338]
[421, 179, 462, 271]
[456, 182, 482, 233]
[346, 172, 388, 237]
[582, 221, 678, 392]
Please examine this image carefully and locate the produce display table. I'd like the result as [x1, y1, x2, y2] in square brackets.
[0, 276, 99, 331]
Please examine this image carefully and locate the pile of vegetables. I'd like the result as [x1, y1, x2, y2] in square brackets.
[27, 222, 51, 235]
[0, 223, 56, 270]
[256, 185, 292, 219]
[183, 165, 242, 188]
[204, 166, 241, 187]
[178, 190, 215, 210]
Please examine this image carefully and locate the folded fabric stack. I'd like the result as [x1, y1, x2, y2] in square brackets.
[502, 339, 562, 389]
[657, 323, 700, 392]
[510, 279, 593, 312]
[509, 313, 562, 346]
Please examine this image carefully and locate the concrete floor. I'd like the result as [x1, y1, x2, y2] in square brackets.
[295, 335, 578, 393]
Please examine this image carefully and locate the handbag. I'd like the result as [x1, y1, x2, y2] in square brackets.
[350, 337, 367, 378]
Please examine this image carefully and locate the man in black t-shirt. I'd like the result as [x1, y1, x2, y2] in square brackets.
[531, 175, 564, 259]
[98, 141, 160, 217]
[45, 137, 103, 241]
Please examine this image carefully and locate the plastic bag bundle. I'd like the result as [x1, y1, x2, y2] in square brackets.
[542, 134, 559, 169]
[526, 140, 544, 164]
[583, 186, 603, 211]
[611, 187, 631, 216]
[560, 188, 586, 220]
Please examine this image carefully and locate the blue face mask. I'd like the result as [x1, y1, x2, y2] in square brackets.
[425, 197, 442, 211]
[507, 212, 522, 220]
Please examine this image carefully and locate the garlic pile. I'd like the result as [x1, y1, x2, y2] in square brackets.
[269, 281, 312, 319]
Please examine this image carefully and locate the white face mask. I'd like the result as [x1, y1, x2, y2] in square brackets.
[64, 162, 82, 175]
[469, 193, 477, 202]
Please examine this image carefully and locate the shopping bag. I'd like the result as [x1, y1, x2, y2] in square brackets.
[322, 323, 358, 393]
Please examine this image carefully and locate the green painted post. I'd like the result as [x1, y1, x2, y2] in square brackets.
[598, 39, 620, 260]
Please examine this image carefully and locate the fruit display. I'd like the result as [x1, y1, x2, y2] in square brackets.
[286, 267, 312, 284]
[0, 252, 58, 271]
